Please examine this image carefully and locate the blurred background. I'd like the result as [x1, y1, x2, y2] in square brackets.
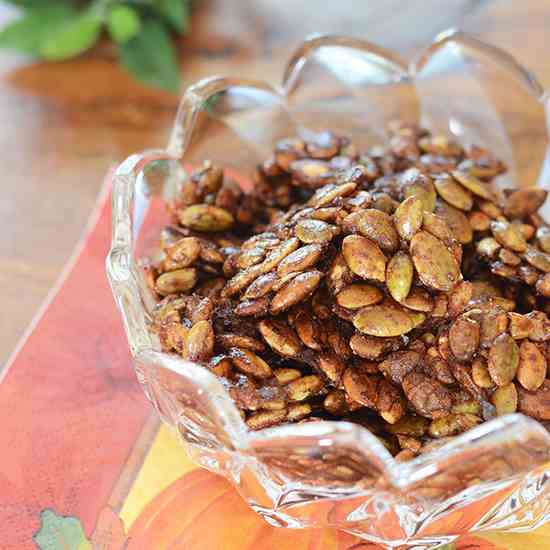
[0, 0, 549, 365]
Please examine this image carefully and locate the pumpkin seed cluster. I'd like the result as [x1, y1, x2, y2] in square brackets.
[146, 124, 549, 461]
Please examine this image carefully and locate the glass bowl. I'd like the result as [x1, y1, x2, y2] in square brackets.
[106, 31, 550, 549]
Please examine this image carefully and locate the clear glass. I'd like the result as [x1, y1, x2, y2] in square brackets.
[106, 32, 550, 549]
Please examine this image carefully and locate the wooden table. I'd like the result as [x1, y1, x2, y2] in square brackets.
[1, 0, 549, 365]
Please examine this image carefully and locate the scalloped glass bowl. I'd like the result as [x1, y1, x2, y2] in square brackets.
[107, 32, 550, 549]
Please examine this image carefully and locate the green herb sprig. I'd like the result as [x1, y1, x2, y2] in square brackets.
[0, 0, 193, 92]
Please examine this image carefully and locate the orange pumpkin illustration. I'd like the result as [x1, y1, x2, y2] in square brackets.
[125, 469, 506, 550]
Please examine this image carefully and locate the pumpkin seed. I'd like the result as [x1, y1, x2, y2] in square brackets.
[294, 310, 322, 350]
[472, 357, 494, 389]
[229, 348, 273, 379]
[336, 284, 384, 309]
[491, 383, 518, 416]
[308, 181, 357, 207]
[518, 265, 540, 286]
[523, 246, 550, 272]
[393, 196, 424, 240]
[317, 353, 346, 384]
[349, 333, 398, 359]
[237, 247, 265, 269]
[525, 311, 550, 342]
[517, 341, 547, 391]
[449, 316, 480, 361]
[498, 248, 521, 266]
[428, 413, 482, 438]
[277, 244, 324, 276]
[216, 334, 265, 353]
[261, 238, 301, 271]
[410, 231, 460, 291]
[258, 319, 302, 357]
[178, 204, 234, 232]
[286, 375, 324, 401]
[246, 409, 288, 430]
[435, 201, 473, 244]
[419, 135, 462, 156]
[491, 220, 528, 252]
[508, 312, 533, 339]
[402, 371, 453, 418]
[272, 271, 301, 292]
[324, 390, 349, 415]
[327, 252, 353, 294]
[275, 137, 306, 170]
[165, 237, 201, 267]
[306, 130, 340, 158]
[353, 209, 400, 252]
[379, 351, 422, 385]
[476, 237, 501, 258]
[342, 368, 378, 408]
[403, 176, 436, 212]
[290, 158, 336, 188]
[342, 235, 386, 282]
[287, 403, 313, 422]
[422, 212, 455, 243]
[388, 415, 429, 437]
[488, 333, 519, 386]
[519, 223, 536, 241]
[353, 302, 421, 337]
[504, 188, 548, 219]
[295, 219, 337, 244]
[518, 380, 550, 420]
[155, 268, 198, 296]
[386, 252, 413, 302]
[401, 287, 434, 312]
[480, 310, 509, 347]
[208, 355, 233, 378]
[235, 297, 270, 317]
[243, 272, 278, 299]
[270, 270, 322, 314]
[273, 368, 302, 385]
[451, 170, 495, 200]
[434, 174, 473, 211]
[468, 211, 491, 232]
[377, 381, 406, 424]
[448, 281, 473, 317]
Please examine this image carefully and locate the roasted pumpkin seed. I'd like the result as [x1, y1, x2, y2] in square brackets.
[488, 334, 519, 386]
[393, 196, 424, 240]
[342, 235, 387, 282]
[386, 251, 413, 302]
[434, 173, 473, 211]
[410, 231, 460, 291]
[178, 204, 234, 232]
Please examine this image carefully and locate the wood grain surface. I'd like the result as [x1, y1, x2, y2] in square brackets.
[1, 0, 549, 365]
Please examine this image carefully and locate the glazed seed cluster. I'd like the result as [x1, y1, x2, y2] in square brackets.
[145, 123, 550, 461]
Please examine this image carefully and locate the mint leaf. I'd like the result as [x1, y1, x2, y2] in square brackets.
[119, 18, 180, 93]
[33, 509, 92, 550]
[154, 0, 190, 33]
[107, 5, 142, 44]
[40, 11, 102, 61]
[0, 5, 75, 54]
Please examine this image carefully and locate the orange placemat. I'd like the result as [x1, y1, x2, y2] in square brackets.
[1, 179, 549, 550]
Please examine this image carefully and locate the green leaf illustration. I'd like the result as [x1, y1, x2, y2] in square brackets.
[33, 509, 92, 550]
[0, 5, 75, 55]
[119, 18, 180, 93]
[107, 5, 142, 44]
